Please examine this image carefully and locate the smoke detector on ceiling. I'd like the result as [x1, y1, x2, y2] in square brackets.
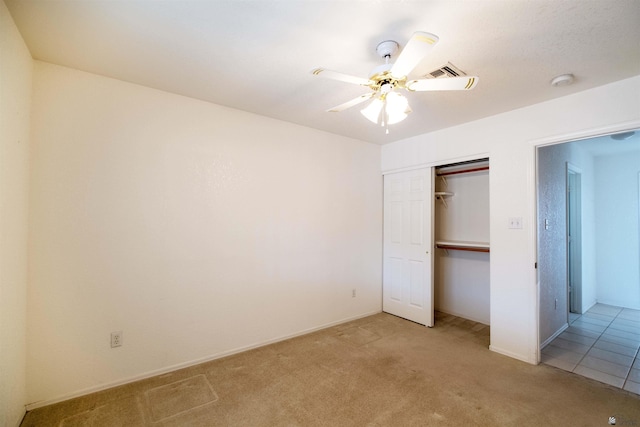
[550, 74, 575, 87]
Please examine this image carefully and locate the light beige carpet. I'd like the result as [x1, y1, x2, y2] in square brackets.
[21, 312, 640, 426]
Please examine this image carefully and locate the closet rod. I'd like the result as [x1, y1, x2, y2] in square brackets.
[436, 166, 489, 177]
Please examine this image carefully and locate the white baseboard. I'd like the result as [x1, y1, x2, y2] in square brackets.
[14, 409, 26, 427]
[435, 308, 489, 326]
[581, 300, 597, 314]
[489, 345, 537, 365]
[25, 309, 381, 411]
[594, 300, 640, 311]
[540, 322, 569, 350]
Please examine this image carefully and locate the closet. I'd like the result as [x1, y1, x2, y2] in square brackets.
[434, 159, 490, 325]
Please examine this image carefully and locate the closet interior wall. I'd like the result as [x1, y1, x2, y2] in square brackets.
[434, 160, 490, 325]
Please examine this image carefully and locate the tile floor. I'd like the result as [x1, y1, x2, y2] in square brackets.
[541, 303, 640, 394]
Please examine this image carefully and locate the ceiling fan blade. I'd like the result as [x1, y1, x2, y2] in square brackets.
[390, 31, 439, 79]
[406, 76, 479, 91]
[311, 68, 373, 86]
[327, 93, 375, 112]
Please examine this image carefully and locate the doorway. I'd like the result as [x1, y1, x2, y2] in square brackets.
[537, 128, 640, 347]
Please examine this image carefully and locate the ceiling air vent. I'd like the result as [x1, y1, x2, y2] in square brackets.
[425, 62, 466, 79]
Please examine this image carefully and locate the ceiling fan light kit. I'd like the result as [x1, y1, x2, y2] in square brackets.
[361, 92, 412, 128]
[610, 131, 635, 141]
[311, 31, 479, 132]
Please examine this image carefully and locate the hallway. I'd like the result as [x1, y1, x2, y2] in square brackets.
[542, 304, 640, 394]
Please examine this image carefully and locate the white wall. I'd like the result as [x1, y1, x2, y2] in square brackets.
[594, 150, 640, 309]
[0, 2, 31, 425]
[27, 61, 382, 406]
[382, 75, 640, 363]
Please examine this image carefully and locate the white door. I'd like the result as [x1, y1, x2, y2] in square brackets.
[383, 168, 434, 326]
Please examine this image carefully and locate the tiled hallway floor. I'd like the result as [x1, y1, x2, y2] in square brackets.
[542, 304, 640, 394]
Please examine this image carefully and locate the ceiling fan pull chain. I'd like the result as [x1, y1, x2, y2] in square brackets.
[383, 98, 390, 134]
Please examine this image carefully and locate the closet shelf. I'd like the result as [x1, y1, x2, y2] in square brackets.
[435, 240, 490, 253]
[435, 191, 454, 197]
[435, 192, 454, 208]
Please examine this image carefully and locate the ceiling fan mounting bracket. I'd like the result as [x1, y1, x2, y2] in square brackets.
[375, 40, 399, 59]
[368, 40, 404, 92]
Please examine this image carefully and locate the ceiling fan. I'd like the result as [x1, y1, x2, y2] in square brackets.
[311, 32, 478, 132]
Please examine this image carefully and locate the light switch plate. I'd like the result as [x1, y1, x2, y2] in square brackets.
[508, 217, 523, 229]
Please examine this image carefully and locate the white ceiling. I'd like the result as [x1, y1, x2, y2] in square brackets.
[576, 130, 640, 157]
[6, 0, 640, 144]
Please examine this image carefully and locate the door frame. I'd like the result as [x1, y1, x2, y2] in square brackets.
[531, 118, 640, 363]
[566, 162, 583, 315]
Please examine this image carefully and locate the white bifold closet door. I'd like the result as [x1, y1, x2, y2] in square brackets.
[383, 168, 434, 327]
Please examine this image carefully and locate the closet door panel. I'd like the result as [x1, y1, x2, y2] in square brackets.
[409, 259, 424, 308]
[389, 257, 403, 301]
[383, 168, 434, 326]
[410, 200, 424, 245]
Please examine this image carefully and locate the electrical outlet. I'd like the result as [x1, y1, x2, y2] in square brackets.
[352, 289, 356, 298]
[111, 331, 123, 348]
